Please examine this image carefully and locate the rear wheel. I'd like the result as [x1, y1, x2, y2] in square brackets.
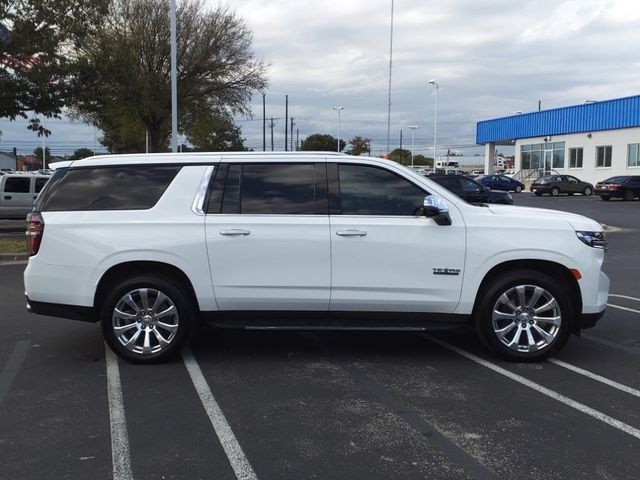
[101, 275, 195, 364]
[534, 192, 542, 197]
[623, 189, 634, 201]
[475, 270, 573, 361]
[583, 186, 593, 196]
[601, 195, 610, 201]
[514, 185, 522, 193]
[551, 187, 560, 197]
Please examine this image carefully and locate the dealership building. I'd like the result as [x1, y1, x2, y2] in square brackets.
[476, 94, 640, 184]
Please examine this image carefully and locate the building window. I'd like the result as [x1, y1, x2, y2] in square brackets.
[628, 144, 640, 167]
[569, 148, 583, 168]
[521, 142, 564, 170]
[596, 146, 612, 168]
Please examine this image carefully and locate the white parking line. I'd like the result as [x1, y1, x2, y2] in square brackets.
[423, 335, 640, 441]
[607, 303, 640, 314]
[105, 345, 134, 480]
[609, 294, 640, 303]
[548, 358, 640, 399]
[182, 348, 258, 480]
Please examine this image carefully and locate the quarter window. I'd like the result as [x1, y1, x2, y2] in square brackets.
[628, 144, 640, 167]
[596, 146, 612, 168]
[569, 148, 583, 168]
[337, 164, 427, 216]
[4, 177, 30, 193]
[35, 177, 49, 193]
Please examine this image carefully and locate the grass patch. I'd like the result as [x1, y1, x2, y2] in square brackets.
[0, 238, 27, 254]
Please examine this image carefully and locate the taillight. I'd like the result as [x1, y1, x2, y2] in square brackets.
[26, 212, 44, 256]
[607, 184, 620, 190]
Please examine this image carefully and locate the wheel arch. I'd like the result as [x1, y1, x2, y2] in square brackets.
[94, 261, 201, 314]
[471, 259, 582, 329]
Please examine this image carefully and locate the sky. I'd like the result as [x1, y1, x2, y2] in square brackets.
[1, 0, 640, 159]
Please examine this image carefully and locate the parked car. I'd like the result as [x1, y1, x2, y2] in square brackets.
[531, 175, 594, 197]
[477, 174, 525, 193]
[0, 173, 51, 218]
[24, 152, 608, 364]
[430, 175, 513, 204]
[595, 176, 640, 201]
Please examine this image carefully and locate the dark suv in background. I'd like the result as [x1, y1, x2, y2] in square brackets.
[430, 175, 513, 204]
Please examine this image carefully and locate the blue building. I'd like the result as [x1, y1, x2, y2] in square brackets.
[476, 95, 640, 184]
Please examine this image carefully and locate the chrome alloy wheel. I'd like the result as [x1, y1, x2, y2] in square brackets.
[491, 285, 562, 353]
[112, 288, 179, 355]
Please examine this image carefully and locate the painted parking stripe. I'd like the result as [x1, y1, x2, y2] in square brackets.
[105, 345, 134, 480]
[423, 335, 640, 441]
[548, 358, 640, 399]
[182, 348, 258, 480]
[607, 303, 640, 314]
[0, 340, 30, 408]
[609, 294, 640, 303]
[583, 334, 640, 358]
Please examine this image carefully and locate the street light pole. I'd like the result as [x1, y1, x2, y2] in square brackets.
[428, 80, 439, 172]
[333, 106, 343, 152]
[408, 125, 418, 167]
[170, 0, 178, 153]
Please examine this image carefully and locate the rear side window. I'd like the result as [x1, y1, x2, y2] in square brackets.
[35, 177, 49, 193]
[337, 164, 427, 216]
[4, 177, 30, 193]
[36, 166, 181, 211]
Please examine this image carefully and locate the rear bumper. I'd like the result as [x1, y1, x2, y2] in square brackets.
[594, 189, 622, 198]
[26, 296, 97, 323]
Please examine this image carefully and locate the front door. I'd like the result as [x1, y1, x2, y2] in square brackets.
[328, 162, 465, 313]
[205, 162, 331, 311]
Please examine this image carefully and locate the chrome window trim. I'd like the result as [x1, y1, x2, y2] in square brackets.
[192, 166, 215, 216]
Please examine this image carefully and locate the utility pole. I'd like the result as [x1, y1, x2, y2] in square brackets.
[145, 130, 149, 154]
[399, 129, 403, 150]
[41, 117, 45, 169]
[262, 93, 266, 151]
[409, 125, 418, 166]
[269, 117, 276, 151]
[290, 118, 295, 151]
[285, 94, 288, 151]
[386, 0, 394, 155]
[296, 129, 299, 151]
[538, 100, 542, 111]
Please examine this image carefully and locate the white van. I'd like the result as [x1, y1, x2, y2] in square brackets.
[0, 173, 51, 218]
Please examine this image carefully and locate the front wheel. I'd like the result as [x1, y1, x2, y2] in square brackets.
[475, 270, 573, 361]
[551, 187, 560, 197]
[623, 190, 634, 201]
[514, 185, 522, 193]
[101, 275, 195, 364]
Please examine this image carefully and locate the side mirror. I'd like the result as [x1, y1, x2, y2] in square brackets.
[423, 195, 451, 225]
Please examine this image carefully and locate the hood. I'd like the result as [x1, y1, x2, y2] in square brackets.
[486, 204, 603, 231]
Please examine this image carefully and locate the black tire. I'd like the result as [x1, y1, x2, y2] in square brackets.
[623, 189, 634, 201]
[475, 269, 574, 362]
[551, 187, 560, 197]
[534, 192, 542, 197]
[601, 195, 610, 201]
[514, 185, 522, 193]
[583, 186, 593, 196]
[101, 275, 196, 364]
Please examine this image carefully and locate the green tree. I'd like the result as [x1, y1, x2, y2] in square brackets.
[413, 154, 433, 166]
[71, 0, 268, 153]
[388, 148, 411, 165]
[346, 136, 371, 156]
[185, 110, 248, 151]
[300, 134, 345, 152]
[70, 148, 94, 160]
[32, 146, 51, 167]
[0, 0, 109, 136]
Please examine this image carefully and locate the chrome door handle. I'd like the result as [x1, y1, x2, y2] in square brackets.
[219, 229, 251, 236]
[336, 230, 367, 237]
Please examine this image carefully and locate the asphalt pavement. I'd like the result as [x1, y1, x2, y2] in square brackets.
[1, 193, 639, 480]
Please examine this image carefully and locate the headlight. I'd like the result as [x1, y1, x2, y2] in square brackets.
[576, 231, 607, 250]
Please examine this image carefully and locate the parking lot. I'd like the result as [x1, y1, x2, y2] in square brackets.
[1, 193, 639, 480]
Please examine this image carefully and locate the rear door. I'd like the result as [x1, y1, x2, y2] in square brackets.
[205, 161, 331, 311]
[328, 162, 465, 313]
[1, 176, 33, 216]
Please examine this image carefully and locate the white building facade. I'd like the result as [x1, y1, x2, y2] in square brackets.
[477, 95, 640, 185]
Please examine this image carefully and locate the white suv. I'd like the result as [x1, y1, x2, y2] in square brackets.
[24, 152, 609, 363]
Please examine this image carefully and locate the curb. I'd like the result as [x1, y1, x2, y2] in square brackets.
[0, 252, 28, 263]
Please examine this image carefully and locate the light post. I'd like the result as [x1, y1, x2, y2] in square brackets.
[333, 106, 344, 152]
[170, 0, 178, 152]
[428, 79, 439, 172]
[408, 125, 418, 166]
